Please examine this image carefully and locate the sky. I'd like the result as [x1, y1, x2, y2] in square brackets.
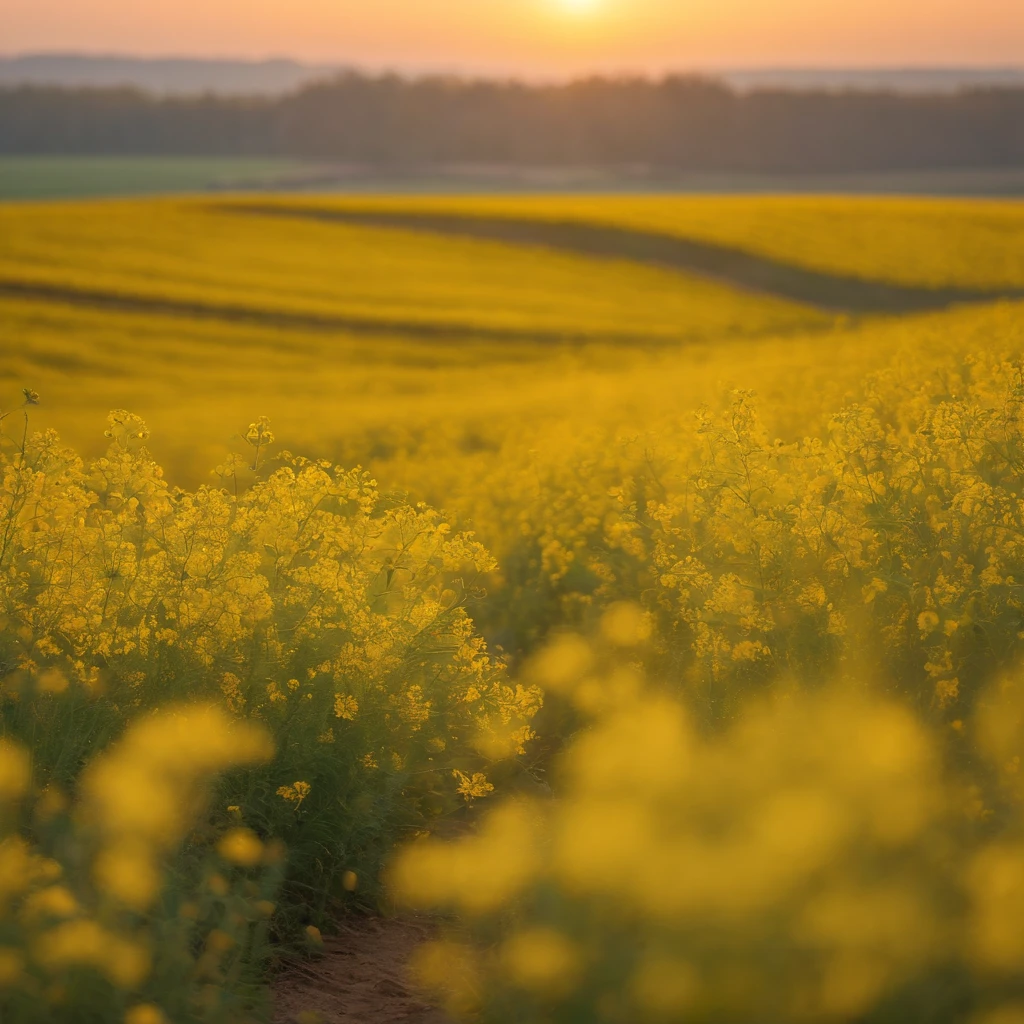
[5, 0, 1024, 76]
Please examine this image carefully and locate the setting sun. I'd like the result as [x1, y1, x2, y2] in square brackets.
[555, 0, 602, 14]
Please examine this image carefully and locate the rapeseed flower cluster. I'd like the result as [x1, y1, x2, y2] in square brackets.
[0, 407, 541, 1019]
[391, 347, 1024, 732]
[0, 409, 540, 879]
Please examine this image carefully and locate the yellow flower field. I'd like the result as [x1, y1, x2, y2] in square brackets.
[3, 192, 1024, 1021]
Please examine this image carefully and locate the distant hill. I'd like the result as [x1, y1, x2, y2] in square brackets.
[0, 54, 338, 95]
[2, 54, 1024, 97]
[722, 67, 1024, 94]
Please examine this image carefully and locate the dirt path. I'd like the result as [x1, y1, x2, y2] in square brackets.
[273, 916, 451, 1024]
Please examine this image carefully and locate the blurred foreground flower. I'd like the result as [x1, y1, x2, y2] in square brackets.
[0, 707, 274, 1018]
[393, 640, 1024, 1023]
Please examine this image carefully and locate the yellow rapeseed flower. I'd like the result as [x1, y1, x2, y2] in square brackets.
[0, 948, 25, 988]
[334, 694, 359, 720]
[93, 843, 161, 910]
[34, 919, 150, 988]
[277, 781, 311, 807]
[0, 741, 30, 803]
[124, 1005, 168, 1024]
[452, 770, 494, 802]
[217, 828, 264, 868]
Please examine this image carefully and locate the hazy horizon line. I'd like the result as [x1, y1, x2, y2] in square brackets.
[4, 51, 1024, 78]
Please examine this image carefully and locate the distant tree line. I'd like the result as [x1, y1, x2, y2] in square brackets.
[3, 73, 1024, 172]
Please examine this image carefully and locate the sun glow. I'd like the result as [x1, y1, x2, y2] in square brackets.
[555, 0, 601, 15]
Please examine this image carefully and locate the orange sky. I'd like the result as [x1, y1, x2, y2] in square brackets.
[6, 0, 1024, 74]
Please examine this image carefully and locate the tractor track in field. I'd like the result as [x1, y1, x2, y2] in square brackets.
[221, 203, 1024, 316]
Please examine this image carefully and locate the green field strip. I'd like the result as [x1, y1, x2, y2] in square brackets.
[0, 157, 331, 200]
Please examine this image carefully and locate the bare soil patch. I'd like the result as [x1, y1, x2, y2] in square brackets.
[273, 916, 450, 1024]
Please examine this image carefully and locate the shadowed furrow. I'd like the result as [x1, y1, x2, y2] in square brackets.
[223, 204, 1024, 315]
[0, 278, 675, 344]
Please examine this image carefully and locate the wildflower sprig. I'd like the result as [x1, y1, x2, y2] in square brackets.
[243, 415, 275, 471]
